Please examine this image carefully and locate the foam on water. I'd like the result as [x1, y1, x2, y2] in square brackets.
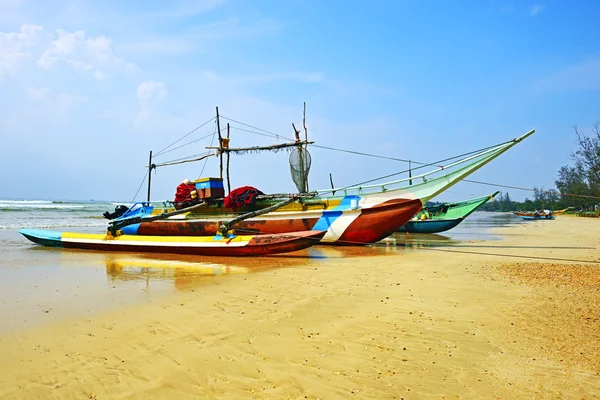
[0, 199, 121, 230]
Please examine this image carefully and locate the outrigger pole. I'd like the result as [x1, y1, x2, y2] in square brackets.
[216, 106, 223, 180]
[226, 123, 231, 195]
[147, 151, 153, 202]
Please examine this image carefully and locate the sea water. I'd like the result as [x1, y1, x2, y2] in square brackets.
[0, 198, 121, 230]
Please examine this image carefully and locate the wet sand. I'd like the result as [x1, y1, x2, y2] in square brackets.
[0, 215, 599, 399]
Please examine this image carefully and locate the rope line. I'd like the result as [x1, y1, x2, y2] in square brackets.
[127, 169, 149, 207]
[221, 115, 295, 142]
[463, 180, 600, 200]
[154, 116, 216, 158]
[229, 126, 287, 140]
[339, 143, 508, 190]
[198, 121, 217, 178]
[154, 133, 216, 159]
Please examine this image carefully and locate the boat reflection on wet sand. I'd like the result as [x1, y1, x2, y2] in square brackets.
[102, 246, 401, 291]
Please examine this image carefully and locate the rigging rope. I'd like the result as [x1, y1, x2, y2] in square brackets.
[153, 133, 216, 159]
[154, 116, 216, 158]
[220, 115, 294, 142]
[463, 179, 600, 200]
[127, 168, 150, 207]
[336, 142, 510, 191]
[144, 113, 594, 202]
[229, 126, 286, 140]
[198, 120, 218, 178]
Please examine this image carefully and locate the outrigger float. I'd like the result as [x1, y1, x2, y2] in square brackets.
[18, 229, 326, 257]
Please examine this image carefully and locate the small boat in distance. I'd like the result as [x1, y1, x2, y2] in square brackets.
[518, 214, 555, 221]
[18, 229, 326, 257]
[397, 191, 499, 234]
[513, 207, 571, 220]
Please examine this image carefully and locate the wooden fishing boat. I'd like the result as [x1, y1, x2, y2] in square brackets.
[397, 191, 499, 234]
[112, 129, 534, 245]
[513, 207, 571, 218]
[518, 214, 555, 221]
[18, 228, 326, 257]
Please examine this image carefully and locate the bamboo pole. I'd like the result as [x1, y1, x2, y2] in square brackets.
[329, 173, 336, 195]
[226, 123, 231, 195]
[147, 151, 153, 202]
[303, 102, 309, 192]
[219, 197, 296, 235]
[216, 106, 223, 180]
[109, 202, 208, 235]
[207, 141, 313, 153]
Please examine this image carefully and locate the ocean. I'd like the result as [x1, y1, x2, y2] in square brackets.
[0, 199, 121, 230]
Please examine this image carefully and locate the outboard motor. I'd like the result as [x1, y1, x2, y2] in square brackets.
[103, 205, 129, 220]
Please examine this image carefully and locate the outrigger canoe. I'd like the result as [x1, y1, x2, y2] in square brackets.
[397, 192, 499, 234]
[19, 229, 325, 257]
[112, 131, 535, 245]
[518, 214, 555, 221]
[513, 207, 571, 218]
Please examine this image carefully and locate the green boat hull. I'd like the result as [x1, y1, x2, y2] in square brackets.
[398, 191, 499, 234]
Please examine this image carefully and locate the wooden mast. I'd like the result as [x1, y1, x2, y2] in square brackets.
[226, 123, 231, 195]
[147, 151, 153, 202]
[302, 102, 309, 192]
[216, 106, 223, 180]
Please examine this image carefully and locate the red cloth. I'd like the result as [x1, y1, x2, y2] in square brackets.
[174, 183, 196, 203]
[224, 186, 264, 211]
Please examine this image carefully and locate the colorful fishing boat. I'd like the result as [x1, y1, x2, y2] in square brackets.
[18, 229, 326, 257]
[397, 191, 499, 234]
[518, 214, 555, 221]
[513, 207, 572, 218]
[111, 129, 534, 245]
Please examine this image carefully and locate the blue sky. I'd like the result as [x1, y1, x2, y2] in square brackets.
[1, 0, 599, 203]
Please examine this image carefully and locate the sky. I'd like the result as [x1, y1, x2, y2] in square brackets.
[1, 0, 599, 203]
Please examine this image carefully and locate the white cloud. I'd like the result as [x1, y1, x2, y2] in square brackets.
[0, 24, 42, 75]
[56, 92, 88, 113]
[529, 4, 545, 16]
[37, 29, 121, 71]
[137, 81, 167, 101]
[1, 24, 137, 82]
[26, 86, 50, 99]
[93, 70, 107, 80]
[135, 81, 168, 128]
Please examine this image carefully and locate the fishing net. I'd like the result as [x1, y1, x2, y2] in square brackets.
[289, 147, 311, 193]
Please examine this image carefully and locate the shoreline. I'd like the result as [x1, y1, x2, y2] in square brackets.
[0, 216, 598, 399]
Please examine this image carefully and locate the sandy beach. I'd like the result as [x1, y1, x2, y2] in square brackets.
[0, 215, 598, 399]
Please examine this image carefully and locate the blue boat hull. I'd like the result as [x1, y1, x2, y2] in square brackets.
[519, 215, 555, 221]
[398, 217, 464, 234]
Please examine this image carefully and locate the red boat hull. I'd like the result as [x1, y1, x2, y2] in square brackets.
[133, 198, 423, 244]
[19, 229, 326, 257]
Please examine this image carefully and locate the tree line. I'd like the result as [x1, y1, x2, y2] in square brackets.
[480, 122, 599, 212]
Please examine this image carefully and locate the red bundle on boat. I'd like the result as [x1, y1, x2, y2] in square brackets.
[224, 186, 264, 211]
[174, 180, 197, 209]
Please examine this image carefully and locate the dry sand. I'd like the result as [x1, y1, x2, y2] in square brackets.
[0, 215, 598, 399]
